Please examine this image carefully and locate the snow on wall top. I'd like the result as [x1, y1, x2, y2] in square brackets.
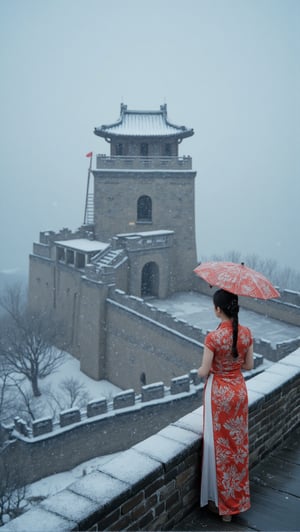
[55, 239, 109, 253]
[94, 103, 194, 139]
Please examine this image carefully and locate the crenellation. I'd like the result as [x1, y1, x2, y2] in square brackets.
[60, 408, 81, 427]
[113, 389, 135, 409]
[141, 382, 164, 402]
[189, 368, 201, 385]
[14, 417, 29, 437]
[9, 358, 265, 446]
[32, 417, 53, 437]
[86, 398, 107, 417]
[171, 375, 190, 394]
[33, 242, 52, 258]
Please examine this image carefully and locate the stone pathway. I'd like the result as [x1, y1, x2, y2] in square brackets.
[174, 424, 300, 531]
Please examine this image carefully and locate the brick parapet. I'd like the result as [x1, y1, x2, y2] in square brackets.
[10, 362, 263, 443]
[109, 289, 300, 361]
[3, 350, 299, 531]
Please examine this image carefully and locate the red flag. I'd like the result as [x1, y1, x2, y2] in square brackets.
[86, 151, 93, 158]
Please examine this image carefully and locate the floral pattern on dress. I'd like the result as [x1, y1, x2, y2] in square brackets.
[203, 321, 252, 516]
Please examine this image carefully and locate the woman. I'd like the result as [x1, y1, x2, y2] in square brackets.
[198, 289, 254, 522]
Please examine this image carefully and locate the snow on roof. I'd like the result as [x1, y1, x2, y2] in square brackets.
[55, 239, 109, 253]
[94, 103, 194, 139]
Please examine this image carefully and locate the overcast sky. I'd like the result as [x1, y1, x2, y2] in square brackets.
[0, 0, 299, 274]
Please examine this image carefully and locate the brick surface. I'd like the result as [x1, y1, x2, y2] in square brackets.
[144, 476, 164, 498]
[166, 490, 180, 511]
[95, 508, 120, 530]
[121, 491, 144, 514]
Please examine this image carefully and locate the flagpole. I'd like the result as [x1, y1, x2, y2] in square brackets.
[83, 154, 93, 225]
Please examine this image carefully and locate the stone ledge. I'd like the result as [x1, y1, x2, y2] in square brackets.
[134, 433, 191, 472]
[278, 349, 300, 368]
[1, 507, 77, 531]
[97, 448, 163, 492]
[41, 489, 99, 529]
[247, 373, 286, 397]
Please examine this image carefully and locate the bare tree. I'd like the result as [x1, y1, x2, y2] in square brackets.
[44, 377, 90, 414]
[60, 377, 90, 409]
[0, 458, 27, 526]
[0, 284, 66, 397]
[8, 377, 37, 422]
[0, 357, 19, 424]
[202, 251, 300, 291]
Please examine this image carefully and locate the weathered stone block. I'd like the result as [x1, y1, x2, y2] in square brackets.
[171, 375, 190, 394]
[86, 398, 107, 417]
[32, 417, 53, 437]
[113, 389, 135, 409]
[254, 353, 264, 368]
[14, 417, 29, 436]
[60, 408, 81, 427]
[189, 369, 201, 385]
[142, 382, 164, 402]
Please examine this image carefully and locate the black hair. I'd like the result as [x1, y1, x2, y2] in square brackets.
[213, 289, 239, 358]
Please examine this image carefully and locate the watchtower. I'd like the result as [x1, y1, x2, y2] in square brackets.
[92, 103, 197, 296]
[28, 103, 198, 381]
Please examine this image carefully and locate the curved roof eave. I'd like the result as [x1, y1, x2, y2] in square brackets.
[94, 128, 194, 140]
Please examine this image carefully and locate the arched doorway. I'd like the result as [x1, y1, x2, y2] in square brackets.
[141, 262, 159, 297]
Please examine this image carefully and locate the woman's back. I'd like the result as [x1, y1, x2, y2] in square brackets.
[205, 321, 252, 374]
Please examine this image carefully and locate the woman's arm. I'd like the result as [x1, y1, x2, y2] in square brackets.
[242, 344, 254, 370]
[198, 346, 214, 378]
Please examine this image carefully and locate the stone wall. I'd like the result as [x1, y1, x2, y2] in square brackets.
[1, 364, 265, 487]
[93, 170, 197, 292]
[29, 233, 300, 392]
[105, 293, 204, 389]
[0, 375, 204, 486]
[105, 290, 300, 388]
[2, 350, 299, 531]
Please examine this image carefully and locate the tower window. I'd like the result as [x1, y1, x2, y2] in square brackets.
[137, 195, 152, 222]
[116, 143, 123, 155]
[140, 143, 148, 156]
[165, 143, 172, 156]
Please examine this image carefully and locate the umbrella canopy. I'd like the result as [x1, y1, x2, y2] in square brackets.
[194, 261, 280, 300]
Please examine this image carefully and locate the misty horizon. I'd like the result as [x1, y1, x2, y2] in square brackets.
[0, 0, 299, 274]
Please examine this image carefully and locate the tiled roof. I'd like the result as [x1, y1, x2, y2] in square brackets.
[94, 104, 194, 139]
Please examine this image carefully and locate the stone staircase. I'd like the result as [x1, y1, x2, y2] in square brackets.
[93, 247, 127, 270]
[85, 247, 128, 282]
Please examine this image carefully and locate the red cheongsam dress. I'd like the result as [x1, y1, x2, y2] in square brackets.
[200, 321, 253, 516]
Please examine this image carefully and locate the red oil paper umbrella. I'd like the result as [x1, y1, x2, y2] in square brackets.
[194, 261, 280, 300]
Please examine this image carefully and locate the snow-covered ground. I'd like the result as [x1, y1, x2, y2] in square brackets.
[1, 352, 123, 525]
[1, 351, 122, 426]
[38, 351, 122, 402]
